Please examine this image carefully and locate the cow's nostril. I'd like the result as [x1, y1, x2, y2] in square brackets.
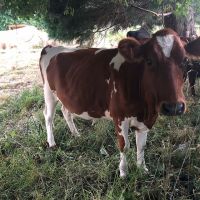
[161, 102, 185, 116]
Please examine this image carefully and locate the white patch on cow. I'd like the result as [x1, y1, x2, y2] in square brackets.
[119, 152, 127, 178]
[75, 110, 112, 120]
[130, 117, 149, 132]
[95, 48, 106, 55]
[113, 81, 117, 93]
[110, 52, 125, 71]
[119, 118, 130, 150]
[156, 34, 174, 58]
[106, 78, 110, 85]
[104, 110, 112, 120]
[40, 46, 80, 83]
[42, 46, 78, 70]
[75, 112, 95, 120]
[110, 90, 114, 99]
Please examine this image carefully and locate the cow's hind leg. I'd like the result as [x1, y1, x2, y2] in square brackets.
[61, 105, 80, 136]
[43, 84, 57, 147]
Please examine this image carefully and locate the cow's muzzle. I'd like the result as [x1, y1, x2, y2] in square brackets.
[161, 102, 185, 116]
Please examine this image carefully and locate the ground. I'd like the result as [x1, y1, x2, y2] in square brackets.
[0, 48, 42, 103]
[1, 39, 200, 200]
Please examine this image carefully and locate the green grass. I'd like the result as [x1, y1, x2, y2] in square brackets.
[1, 87, 200, 199]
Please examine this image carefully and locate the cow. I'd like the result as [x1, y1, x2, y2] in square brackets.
[126, 24, 151, 40]
[182, 58, 200, 96]
[183, 37, 200, 96]
[39, 28, 200, 177]
[127, 31, 200, 96]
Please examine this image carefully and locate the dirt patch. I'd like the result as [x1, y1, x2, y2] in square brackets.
[0, 48, 43, 104]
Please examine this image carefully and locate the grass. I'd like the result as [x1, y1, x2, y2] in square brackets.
[1, 87, 200, 199]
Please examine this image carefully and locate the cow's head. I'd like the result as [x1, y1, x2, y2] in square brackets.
[119, 28, 187, 116]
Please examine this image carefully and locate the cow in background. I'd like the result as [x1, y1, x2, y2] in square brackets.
[181, 38, 200, 96]
[40, 28, 200, 177]
[127, 24, 151, 40]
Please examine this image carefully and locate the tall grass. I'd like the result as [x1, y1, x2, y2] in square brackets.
[1, 87, 200, 199]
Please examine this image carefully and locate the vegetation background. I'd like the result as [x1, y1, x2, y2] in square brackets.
[1, 0, 200, 199]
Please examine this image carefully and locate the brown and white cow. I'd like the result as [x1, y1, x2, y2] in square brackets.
[39, 28, 199, 177]
[127, 33, 200, 96]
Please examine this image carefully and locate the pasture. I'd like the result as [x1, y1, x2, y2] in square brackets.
[1, 47, 200, 200]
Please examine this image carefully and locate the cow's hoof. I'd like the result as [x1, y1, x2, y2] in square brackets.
[72, 132, 81, 137]
[120, 171, 127, 178]
[137, 163, 149, 173]
[46, 142, 57, 149]
[143, 166, 149, 174]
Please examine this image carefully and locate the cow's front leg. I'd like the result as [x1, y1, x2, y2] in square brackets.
[115, 118, 130, 178]
[136, 129, 149, 172]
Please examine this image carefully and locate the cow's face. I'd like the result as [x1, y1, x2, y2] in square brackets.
[119, 29, 186, 116]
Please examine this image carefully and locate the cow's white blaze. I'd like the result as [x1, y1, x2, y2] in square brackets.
[156, 34, 174, 58]
[110, 52, 125, 71]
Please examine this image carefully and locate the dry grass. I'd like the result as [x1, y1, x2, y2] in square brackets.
[0, 48, 42, 103]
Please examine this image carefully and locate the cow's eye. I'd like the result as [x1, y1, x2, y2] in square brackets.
[146, 58, 153, 66]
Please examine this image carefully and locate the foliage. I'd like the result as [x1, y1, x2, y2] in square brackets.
[0, 10, 24, 30]
[1, 87, 200, 199]
[0, 10, 47, 31]
[2, 0, 199, 42]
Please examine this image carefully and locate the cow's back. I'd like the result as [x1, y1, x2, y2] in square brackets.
[40, 46, 117, 116]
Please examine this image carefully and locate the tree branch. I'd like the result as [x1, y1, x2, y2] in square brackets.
[130, 4, 172, 17]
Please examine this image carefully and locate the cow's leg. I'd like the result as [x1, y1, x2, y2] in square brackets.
[115, 119, 130, 178]
[188, 71, 197, 96]
[61, 105, 80, 136]
[136, 129, 149, 172]
[43, 84, 57, 147]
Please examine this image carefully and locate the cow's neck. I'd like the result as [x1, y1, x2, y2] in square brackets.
[109, 61, 157, 127]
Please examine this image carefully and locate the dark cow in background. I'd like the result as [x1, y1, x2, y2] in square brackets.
[183, 37, 200, 96]
[126, 25, 151, 40]
[183, 58, 200, 96]
[40, 28, 200, 177]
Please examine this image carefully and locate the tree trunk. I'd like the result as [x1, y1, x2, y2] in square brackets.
[164, 7, 196, 38]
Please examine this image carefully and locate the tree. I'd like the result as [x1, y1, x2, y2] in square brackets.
[0, 0, 199, 42]
[163, 1, 198, 37]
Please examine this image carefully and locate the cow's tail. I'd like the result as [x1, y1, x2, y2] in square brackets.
[39, 45, 53, 84]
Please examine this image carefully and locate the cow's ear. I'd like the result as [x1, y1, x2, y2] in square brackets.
[185, 37, 200, 58]
[118, 38, 140, 62]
